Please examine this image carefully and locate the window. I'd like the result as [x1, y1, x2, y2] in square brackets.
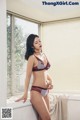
[7, 14, 12, 97]
[7, 14, 39, 98]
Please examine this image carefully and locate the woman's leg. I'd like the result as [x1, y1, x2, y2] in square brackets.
[38, 116, 42, 120]
[43, 94, 50, 111]
[30, 91, 51, 120]
[38, 94, 50, 120]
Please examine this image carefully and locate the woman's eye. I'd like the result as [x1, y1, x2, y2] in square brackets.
[35, 40, 41, 44]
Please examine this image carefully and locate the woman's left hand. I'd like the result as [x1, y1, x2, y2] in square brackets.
[46, 80, 53, 89]
[48, 84, 53, 89]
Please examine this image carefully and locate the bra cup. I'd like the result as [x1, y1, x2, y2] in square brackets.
[32, 55, 51, 71]
[37, 61, 46, 69]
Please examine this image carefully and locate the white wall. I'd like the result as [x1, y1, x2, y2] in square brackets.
[7, 94, 80, 120]
[41, 19, 80, 93]
[7, 100, 38, 120]
[13, 106, 37, 120]
[68, 99, 80, 120]
[0, 0, 7, 116]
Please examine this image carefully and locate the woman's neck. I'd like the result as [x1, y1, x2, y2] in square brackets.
[35, 52, 42, 55]
[34, 50, 42, 55]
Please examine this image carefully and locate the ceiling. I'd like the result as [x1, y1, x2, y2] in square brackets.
[7, 0, 80, 23]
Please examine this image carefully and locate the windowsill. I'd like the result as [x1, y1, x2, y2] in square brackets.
[6, 92, 55, 110]
[6, 92, 80, 110]
[6, 94, 31, 110]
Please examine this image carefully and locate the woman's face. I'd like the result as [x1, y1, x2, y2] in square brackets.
[33, 37, 42, 51]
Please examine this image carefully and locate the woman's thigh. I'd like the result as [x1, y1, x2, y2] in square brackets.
[30, 91, 51, 120]
[44, 94, 50, 111]
[38, 95, 50, 120]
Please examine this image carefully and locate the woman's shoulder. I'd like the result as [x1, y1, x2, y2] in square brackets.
[28, 55, 35, 61]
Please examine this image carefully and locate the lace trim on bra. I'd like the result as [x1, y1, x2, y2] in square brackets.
[32, 55, 50, 71]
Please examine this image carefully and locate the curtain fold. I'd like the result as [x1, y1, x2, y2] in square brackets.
[49, 94, 68, 120]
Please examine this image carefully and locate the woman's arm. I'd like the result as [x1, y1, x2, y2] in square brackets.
[15, 55, 34, 102]
[47, 73, 52, 83]
[24, 55, 34, 94]
[46, 72, 53, 89]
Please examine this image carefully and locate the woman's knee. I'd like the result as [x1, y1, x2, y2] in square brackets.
[42, 118, 51, 120]
[42, 115, 51, 120]
[46, 116, 51, 120]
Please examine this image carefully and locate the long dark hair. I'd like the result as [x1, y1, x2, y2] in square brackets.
[25, 34, 39, 60]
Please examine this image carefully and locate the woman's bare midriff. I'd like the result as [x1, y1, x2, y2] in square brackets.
[32, 70, 48, 88]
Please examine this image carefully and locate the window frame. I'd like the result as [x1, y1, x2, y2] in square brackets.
[7, 12, 41, 98]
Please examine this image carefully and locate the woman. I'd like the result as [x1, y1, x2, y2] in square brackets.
[15, 34, 53, 120]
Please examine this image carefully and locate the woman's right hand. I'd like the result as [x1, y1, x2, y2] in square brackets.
[15, 93, 27, 103]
